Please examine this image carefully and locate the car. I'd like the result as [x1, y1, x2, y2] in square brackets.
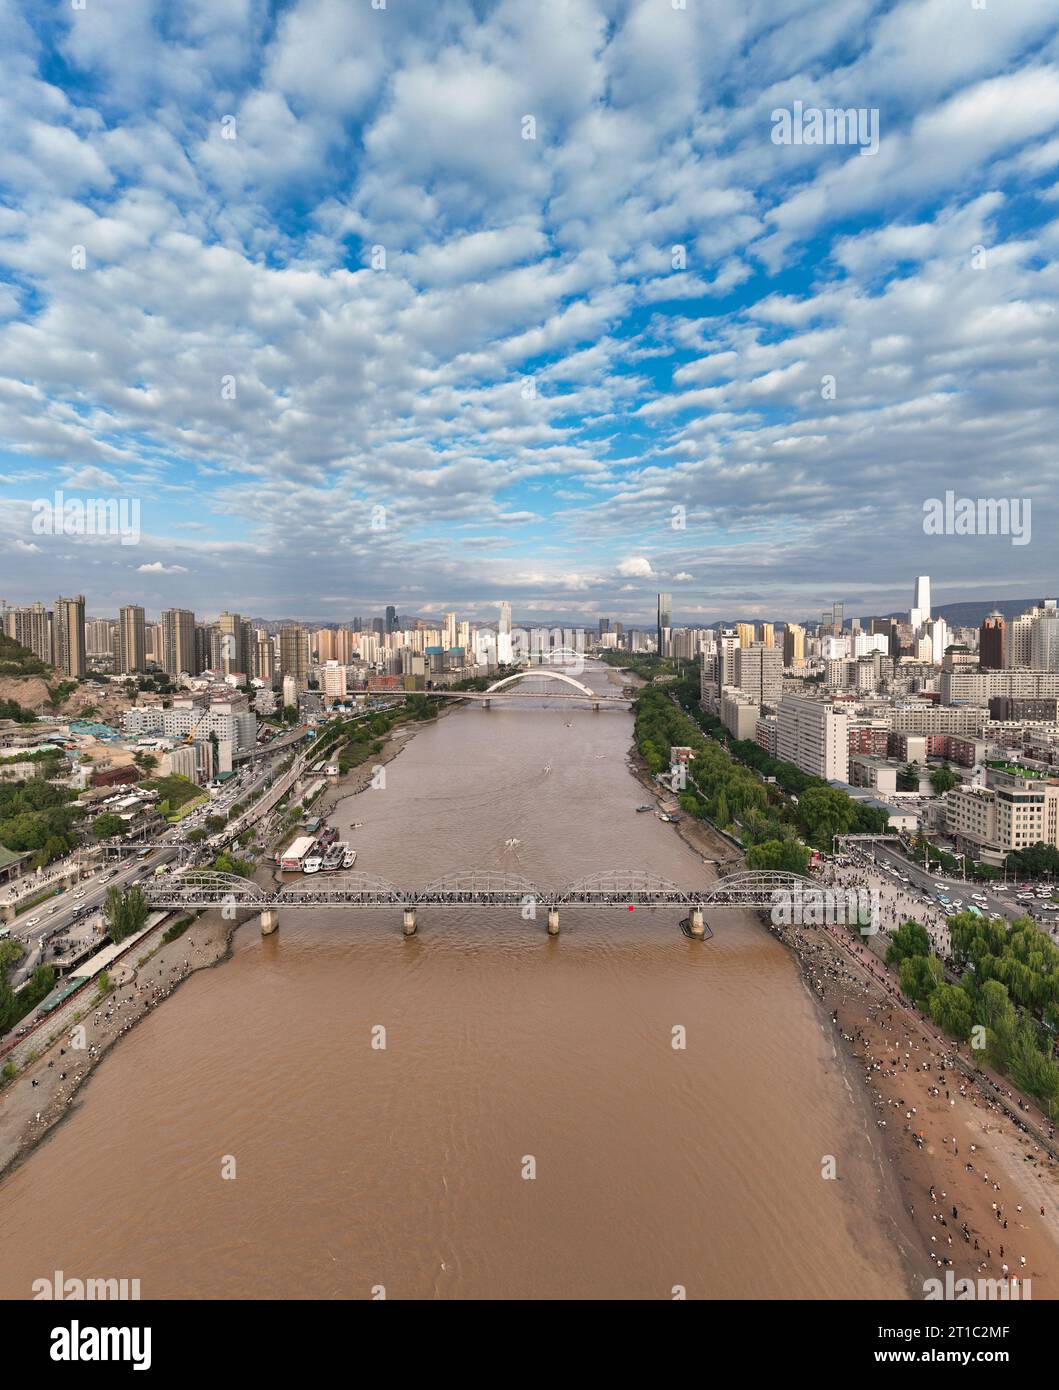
[72, 889, 87, 900]
[934, 882, 946, 890]
[971, 894, 987, 903]
[25, 915, 40, 926]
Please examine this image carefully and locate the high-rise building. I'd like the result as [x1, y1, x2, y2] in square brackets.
[498, 601, 513, 663]
[979, 611, 1004, 670]
[716, 628, 739, 696]
[53, 595, 86, 678]
[736, 622, 756, 648]
[777, 695, 850, 782]
[832, 601, 844, 632]
[910, 576, 931, 630]
[1031, 599, 1059, 671]
[7, 602, 53, 664]
[442, 612, 457, 649]
[599, 618, 610, 636]
[760, 623, 775, 648]
[385, 605, 397, 635]
[657, 593, 672, 656]
[783, 623, 806, 667]
[85, 617, 114, 658]
[278, 625, 309, 688]
[115, 604, 146, 674]
[161, 608, 197, 677]
[734, 642, 783, 706]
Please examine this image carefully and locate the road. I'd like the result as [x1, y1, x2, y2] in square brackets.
[856, 838, 1059, 939]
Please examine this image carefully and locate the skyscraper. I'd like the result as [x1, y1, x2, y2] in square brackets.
[115, 604, 146, 674]
[53, 595, 86, 678]
[910, 576, 931, 630]
[657, 592, 672, 655]
[385, 605, 397, 634]
[979, 611, 1005, 670]
[497, 601, 513, 663]
[279, 625, 309, 688]
[162, 608, 197, 677]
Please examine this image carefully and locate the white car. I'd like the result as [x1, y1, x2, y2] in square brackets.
[25, 916, 40, 926]
[72, 890, 87, 900]
[971, 894, 987, 903]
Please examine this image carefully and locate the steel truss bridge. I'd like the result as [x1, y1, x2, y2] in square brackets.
[142, 868, 818, 938]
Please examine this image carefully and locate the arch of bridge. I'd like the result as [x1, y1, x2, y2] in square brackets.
[484, 669, 596, 698]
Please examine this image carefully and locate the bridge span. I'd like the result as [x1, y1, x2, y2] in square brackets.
[143, 868, 816, 940]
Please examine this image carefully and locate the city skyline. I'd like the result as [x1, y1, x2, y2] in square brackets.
[2, 3, 1059, 620]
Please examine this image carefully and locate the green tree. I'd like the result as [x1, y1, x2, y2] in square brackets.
[92, 813, 127, 840]
[886, 920, 932, 966]
[898, 952, 944, 1004]
[928, 983, 974, 1039]
[745, 839, 811, 874]
[929, 765, 958, 795]
[103, 885, 150, 944]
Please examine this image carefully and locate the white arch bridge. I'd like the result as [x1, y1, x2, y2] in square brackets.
[429, 669, 630, 708]
[143, 868, 816, 940]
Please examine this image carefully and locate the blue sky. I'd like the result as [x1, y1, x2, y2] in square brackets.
[2, 0, 1059, 626]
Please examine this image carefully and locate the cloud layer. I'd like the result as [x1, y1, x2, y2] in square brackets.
[1, 0, 1059, 624]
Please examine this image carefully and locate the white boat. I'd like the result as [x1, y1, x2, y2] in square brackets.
[342, 846, 357, 869]
[302, 855, 323, 874]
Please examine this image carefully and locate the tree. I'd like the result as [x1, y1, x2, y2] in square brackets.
[886, 920, 932, 966]
[282, 705, 299, 724]
[898, 952, 944, 1004]
[745, 838, 811, 875]
[928, 983, 974, 1039]
[897, 761, 922, 792]
[133, 751, 158, 774]
[92, 813, 127, 840]
[103, 885, 150, 944]
[797, 785, 856, 847]
[929, 765, 958, 795]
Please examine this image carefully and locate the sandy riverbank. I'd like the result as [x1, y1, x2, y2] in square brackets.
[0, 910, 237, 1180]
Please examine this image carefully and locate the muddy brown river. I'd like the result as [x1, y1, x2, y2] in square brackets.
[0, 669, 914, 1298]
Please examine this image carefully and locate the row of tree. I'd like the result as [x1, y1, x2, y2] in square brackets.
[888, 914, 1059, 1113]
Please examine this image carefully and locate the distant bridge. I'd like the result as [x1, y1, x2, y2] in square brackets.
[143, 868, 818, 939]
[430, 669, 630, 707]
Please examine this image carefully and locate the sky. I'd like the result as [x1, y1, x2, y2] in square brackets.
[1, 0, 1059, 627]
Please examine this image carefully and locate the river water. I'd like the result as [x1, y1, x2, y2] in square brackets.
[0, 668, 914, 1299]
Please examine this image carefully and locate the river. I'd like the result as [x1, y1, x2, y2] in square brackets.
[0, 667, 915, 1299]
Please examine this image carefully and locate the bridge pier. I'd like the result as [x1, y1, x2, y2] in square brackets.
[689, 907, 706, 940]
[482, 698, 490, 710]
[260, 908, 279, 936]
[402, 907, 418, 937]
[547, 908, 560, 936]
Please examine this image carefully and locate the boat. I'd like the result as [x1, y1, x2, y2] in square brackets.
[341, 845, 357, 869]
[635, 804, 653, 812]
[350, 822, 364, 830]
[302, 854, 322, 874]
[321, 844, 345, 872]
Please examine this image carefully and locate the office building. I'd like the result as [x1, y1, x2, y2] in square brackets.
[734, 642, 783, 706]
[777, 695, 850, 781]
[657, 593, 672, 656]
